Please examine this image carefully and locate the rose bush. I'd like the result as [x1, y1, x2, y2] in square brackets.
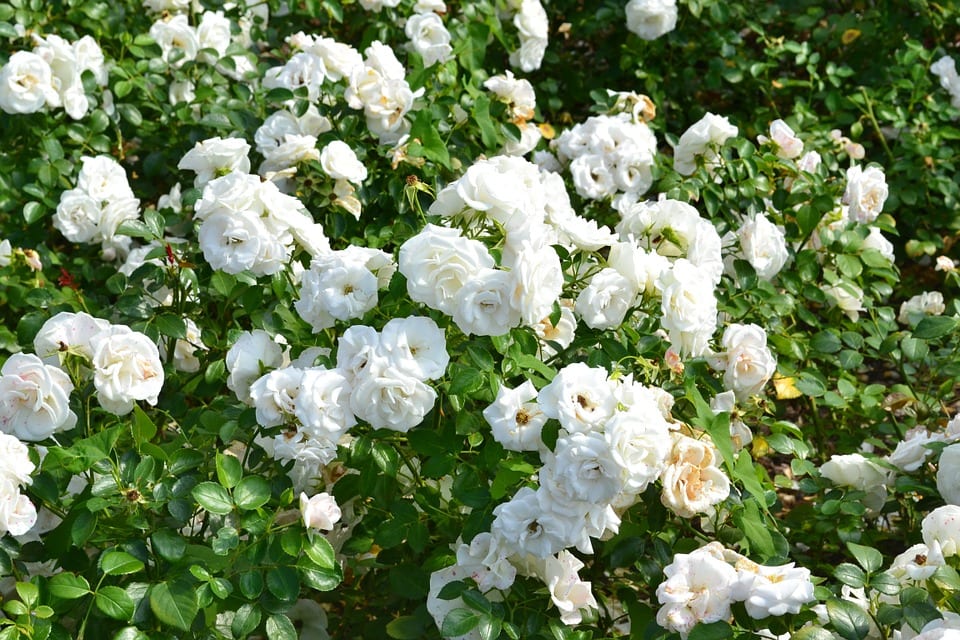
[1, 0, 960, 639]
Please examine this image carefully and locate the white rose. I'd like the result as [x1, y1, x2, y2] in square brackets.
[604, 409, 672, 499]
[758, 119, 803, 159]
[898, 291, 945, 325]
[713, 323, 777, 399]
[533, 300, 577, 358]
[54, 188, 102, 243]
[249, 367, 303, 428]
[149, 14, 199, 67]
[294, 367, 355, 439]
[78, 155, 135, 203]
[0, 480, 37, 536]
[543, 550, 598, 625]
[335, 325, 381, 384]
[295, 253, 379, 331]
[452, 269, 522, 337]
[0, 433, 35, 486]
[843, 165, 888, 224]
[178, 137, 252, 188]
[820, 453, 889, 511]
[404, 12, 453, 67]
[922, 505, 960, 557]
[738, 213, 789, 280]
[490, 486, 568, 558]
[350, 360, 436, 432]
[537, 362, 617, 434]
[33, 311, 112, 364]
[225, 330, 286, 404]
[575, 267, 637, 330]
[378, 316, 449, 381]
[198, 209, 285, 276]
[659, 259, 719, 358]
[863, 226, 895, 262]
[660, 433, 731, 518]
[938, 443, 960, 506]
[299, 492, 341, 531]
[888, 426, 943, 472]
[197, 11, 231, 62]
[483, 380, 546, 452]
[889, 543, 944, 584]
[454, 532, 517, 592]
[399, 224, 495, 314]
[740, 562, 815, 619]
[90, 326, 164, 416]
[823, 282, 865, 322]
[656, 546, 739, 636]
[625, 0, 678, 41]
[673, 113, 738, 176]
[542, 431, 624, 504]
[319, 140, 367, 184]
[0, 51, 58, 114]
[0, 354, 77, 441]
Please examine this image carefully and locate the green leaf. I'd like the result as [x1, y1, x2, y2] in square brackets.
[266, 614, 298, 640]
[149, 581, 198, 632]
[232, 603, 261, 637]
[298, 561, 342, 592]
[409, 110, 451, 169]
[386, 615, 427, 639]
[834, 563, 867, 588]
[304, 536, 337, 570]
[732, 500, 775, 558]
[100, 551, 145, 576]
[151, 529, 187, 562]
[215, 453, 243, 489]
[23, 201, 44, 224]
[155, 314, 187, 340]
[96, 586, 135, 621]
[192, 482, 233, 515]
[790, 628, 836, 640]
[112, 627, 150, 640]
[846, 541, 883, 573]
[442, 608, 481, 637]
[117, 103, 143, 126]
[234, 476, 271, 510]
[827, 597, 871, 640]
[913, 315, 958, 339]
[132, 406, 157, 444]
[266, 567, 299, 602]
[688, 621, 733, 640]
[49, 573, 91, 600]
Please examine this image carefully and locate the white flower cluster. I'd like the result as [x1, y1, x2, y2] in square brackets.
[405, 6, 453, 68]
[484, 71, 542, 156]
[673, 112, 739, 176]
[234, 318, 448, 490]
[148, 10, 257, 83]
[188, 166, 329, 276]
[32, 312, 164, 417]
[344, 41, 421, 143]
[255, 106, 329, 178]
[504, 0, 549, 73]
[405, 156, 576, 336]
[553, 113, 658, 200]
[53, 155, 141, 259]
[898, 291, 946, 326]
[656, 542, 815, 638]
[625, 0, 678, 41]
[614, 197, 722, 356]
[931, 55, 960, 110]
[722, 211, 790, 281]
[0, 433, 37, 537]
[708, 324, 777, 400]
[0, 33, 107, 119]
[295, 246, 395, 331]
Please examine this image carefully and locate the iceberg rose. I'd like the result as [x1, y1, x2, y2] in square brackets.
[0, 354, 77, 441]
[922, 505, 960, 557]
[89, 326, 164, 416]
[0, 51, 58, 114]
[300, 492, 341, 531]
[625, 0, 678, 41]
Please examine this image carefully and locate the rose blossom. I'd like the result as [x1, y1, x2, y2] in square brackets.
[0, 354, 77, 441]
[660, 433, 731, 518]
[938, 443, 960, 506]
[225, 330, 286, 404]
[0, 51, 58, 115]
[300, 492, 341, 531]
[713, 323, 777, 399]
[537, 362, 617, 434]
[319, 140, 368, 184]
[89, 326, 164, 416]
[543, 550, 599, 625]
[625, 0, 678, 41]
[843, 165, 888, 224]
[483, 380, 546, 452]
[922, 505, 960, 557]
[757, 119, 803, 159]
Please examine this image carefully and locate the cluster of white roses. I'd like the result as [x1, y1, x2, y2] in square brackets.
[229, 317, 448, 490]
[931, 55, 960, 110]
[53, 155, 141, 259]
[148, 6, 261, 90]
[404, 4, 453, 67]
[484, 71, 543, 156]
[552, 112, 658, 200]
[625, 0, 679, 41]
[898, 291, 946, 326]
[656, 541, 815, 638]
[673, 112, 739, 175]
[502, 0, 549, 72]
[0, 33, 106, 119]
[1, 312, 162, 437]
[295, 246, 395, 331]
[427, 362, 736, 631]
[0, 434, 37, 537]
[177, 137, 331, 274]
